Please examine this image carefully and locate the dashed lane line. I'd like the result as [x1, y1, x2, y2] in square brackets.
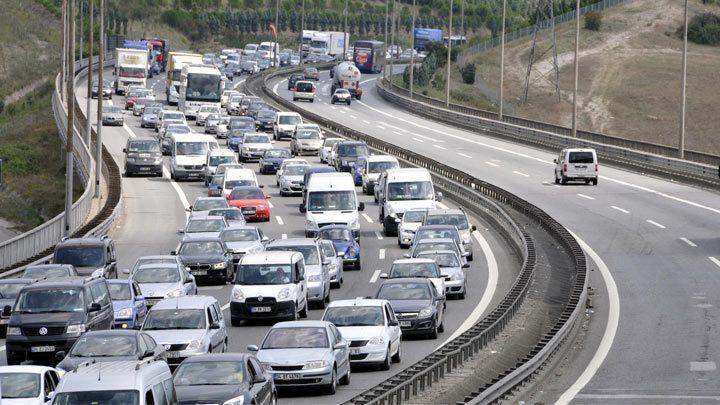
[375, 231, 383, 240]
[680, 237, 697, 247]
[276, 216, 284, 225]
[611, 206, 629, 214]
[458, 153, 472, 158]
[412, 138, 425, 143]
[369, 270, 382, 283]
[512, 171, 530, 177]
[577, 193, 595, 200]
[485, 161, 499, 167]
[433, 145, 447, 150]
[646, 219, 666, 229]
[362, 213, 374, 224]
[709, 257, 720, 269]
[379, 249, 385, 260]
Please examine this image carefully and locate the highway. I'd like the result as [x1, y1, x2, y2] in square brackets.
[21, 70, 526, 403]
[267, 70, 720, 403]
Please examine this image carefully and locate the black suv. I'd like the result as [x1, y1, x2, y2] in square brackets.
[5, 276, 114, 365]
[52, 236, 118, 278]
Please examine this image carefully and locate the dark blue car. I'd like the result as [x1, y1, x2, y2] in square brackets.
[227, 129, 246, 152]
[258, 148, 292, 174]
[106, 278, 148, 329]
[352, 155, 368, 186]
[318, 225, 361, 270]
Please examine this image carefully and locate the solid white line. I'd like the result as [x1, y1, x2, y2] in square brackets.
[436, 230, 498, 349]
[275, 216, 284, 225]
[557, 230, 619, 405]
[436, 202, 449, 209]
[709, 257, 720, 269]
[0, 345, 5, 352]
[376, 125, 385, 129]
[646, 219, 666, 229]
[458, 153, 472, 158]
[433, 145, 447, 150]
[485, 161, 499, 167]
[362, 213, 374, 224]
[363, 120, 370, 124]
[512, 170, 529, 177]
[330, 105, 337, 110]
[680, 237, 697, 247]
[374, 231, 383, 240]
[577, 193, 595, 200]
[339, 109, 346, 114]
[379, 249, 385, 260]
[611, 206, 629, 214]
[281, 233, 287, 239]
[350, 115, 357, 119]
[412, 138, 425, 143]
[360, 78, 377, 85]
[369, 270, 382, 283]
[272, 82, 280, 95]
[221, 303, 230, 311]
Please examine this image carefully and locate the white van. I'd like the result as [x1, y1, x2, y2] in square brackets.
[378, 168, 441, 236]
[273, 112, 303, 141]
[222, 168, 259, 197]
[170, 133, 219, 181]
[302, 172, 365, 238]
[204, 148, 238, 181]
[554, 148, 598, 185]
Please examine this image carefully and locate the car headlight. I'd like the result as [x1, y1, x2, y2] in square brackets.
[418, 307, 434, 318]
[232, 287, 245, 301]
[305, 220, 318, 230]
[6, 327, 20, 336]
[277, 287, 291, 301]
[349, 217, 360, 230]
[345, 246, 357, 258]
[308, 274, 321, 282]
[165, 288, 183, 298]
[303, 360, 329, 369]
[153, 158, 162, 164]
[368, 336, 385, 345]
[126, 157, 136, 163]
[91, 268, 104, 278]
[186, 338, 204, 351]
[66, 323, 87, 334]
[115, 307, 134, 318]
[462, 233, 471, 244]
[223, 396, 245, 405]
[212, 262, 228, 270]
[451, 272, 462, 281]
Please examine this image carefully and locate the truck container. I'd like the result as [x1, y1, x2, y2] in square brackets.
[114, 48, 149, 95]
[309, 32, 349, 57]
[167, 52, 203, 94]
[353, 40, 385, 74]
[331, 62, 362, 99]
[143, 38, 170, 72]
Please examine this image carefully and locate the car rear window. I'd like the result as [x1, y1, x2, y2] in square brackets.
[296, 82, 314, 92]
[568, 151, 594, 164]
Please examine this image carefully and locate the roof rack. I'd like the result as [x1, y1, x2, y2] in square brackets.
[73, 359, 97, 372]
[135, 357, 158, 370]
[101, 235, 110, 240]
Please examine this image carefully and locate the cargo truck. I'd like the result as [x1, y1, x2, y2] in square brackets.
[353, 40, 385, 74]
[301, 30, 319, 56]
[309, 32, 349, 57]
[143, 38, 170, 72]
[114, 48, 149, 95]
[167, 52, 203, 95]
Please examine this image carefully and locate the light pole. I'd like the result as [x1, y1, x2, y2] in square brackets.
[679, 0, 688, 159]
[409, 0, 416, 98]
[95, 0, 104, 199]
[275, 0, 280, 69]
[79, 0, 83, 61]
[85, 0, 94, 146]
[64, 0, 76, 237]
[389, 0, 396, 85]
[343, 0, 348, 59]
[571, 0, 580, 137]
[299, 0, 305, 67]
[499, 0, 506, 120]
[445, 0, 454, 107]
[62, 0, 67, 102]
[384, 0, 389, 80]
[460, 0, 465, 39]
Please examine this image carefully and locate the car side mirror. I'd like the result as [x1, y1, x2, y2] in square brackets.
[299, 205, 307, 213]
[462, 263, 470, 269]
[184, 276, 194, 284]
[322, 259, 331, 265]
[333, 342, 347, 350]
[358, 202, 365, 211]
[135, 295, 145, 301]
[122, 148, 127, 153]
[388, 320, 399, 327]
[185, 206, 192, 212]
[89, 302, 101, 312]
[471, 225, 477, 232]
[553, 158, 558, 164]
[337, 252, 344, 257]
[142, 348, 155, 359]
[122, 268, 130, 275]
[435, 192, 444, 202]
[177, 229, 185, 234]
[210, 321, 222, 330]
[403, 253, 411, 258]
[170, 250, 177, 255]
[45, 391, 55, 402]
[2, 305, 11, 317]
[253, 374, 266, 384]
[380, 273, 388, 279]
[247, 344, 259, 352]
[54, 351, 66, 362]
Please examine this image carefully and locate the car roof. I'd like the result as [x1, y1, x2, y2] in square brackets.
[57, 360, 169, 392]
[0, 278, 35, 285]
[385, 167, 432, 182]
[180, 236, 224, 243]
[56, 237, 107, 247]
[136, 255, 178, 261]
[26, 264, 74, 269]
[81, 329, 141, 337]
[273, 320, 330, 329]
[23, 277, 94, 289]
[151, 295, 217, 310]
[182, 353, 251, 364]
[318, 224, 352, 231]
[136, 263, 180, 271]
[128, 137, 158, 143]
[426, 209, 464, 216]
[209, 149, 236, 156]
[418, 224, 459, 231]
[193, 196, 226, 203]
[366, 155, 397, 162]
[222, 225, 258, 231]
[392, 258, 437, 264]
[267, 238, 317, 247]
[327, 298, 387, 308]
[380, 277, 434, 286]
[240, 251, 301, 264]
[416, 249, 458, 256]
[188, 215, 225, 222]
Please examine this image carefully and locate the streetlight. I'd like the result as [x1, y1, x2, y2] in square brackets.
[445, 0, 454, 107]
[409, 0, 416, 98]
[64, 0, 76, 236]
[679, 0, 689, 159]
[85, 0, 94, 146]
[95, 0, 104, 199]
[499, 0, 506, 120]
[571, 0, 580, 137]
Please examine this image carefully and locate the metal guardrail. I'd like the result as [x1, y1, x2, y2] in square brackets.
[379, 79, 720, 188]
[247, 65, 587, 404]
[0, 54, 122, 273]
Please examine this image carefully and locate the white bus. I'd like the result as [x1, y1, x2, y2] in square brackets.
[178, 64, 223, 119]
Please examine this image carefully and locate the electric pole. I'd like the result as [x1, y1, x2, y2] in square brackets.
[343, 0, 348, 59]
[79, 0, 83, 61]
[300, 0, 305, 67]
[679, 0, 688, 159]
[571, 0, 580, 137]
[85, 0, 94, 146]
[445, 0, 454, 107]
[460, 0, 465, 39]
[389, 0, 396, 85]
[409, 0, 416, 98]
[95, 0, 104, 199]
[62, 1, 67, 103]
[275, 0, 280, 69]
[64, 0, 76, 237]
[384, 0, 389, 80]
[499, 0, 506, 120]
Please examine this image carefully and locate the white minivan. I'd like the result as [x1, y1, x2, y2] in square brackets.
[273, 112, 303, 140]
[170, 133, 219, 181]
[222, 168, 259, 197]
[554, 148, 598, 185]
[378, 168, 441, 236]
[302, 172, 365, 238]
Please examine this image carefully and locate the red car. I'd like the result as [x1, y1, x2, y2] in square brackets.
[125, 89, 152, 110]
[226, 186, 271, 221]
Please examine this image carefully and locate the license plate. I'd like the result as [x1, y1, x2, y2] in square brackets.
[574, 165, 587, 169]
[31, 346, 55, 353]
[165, 351, 181, 358]
[241, 208, 256, 214]
[251, 306, 271, 313]
[139, 167, 151, 171]
[0, 319, 7, 324]
[275, 373, 302, 380]
[399, 321, 412, 327]
[350, 348, 361, 355]
[192, 270, 207, 276]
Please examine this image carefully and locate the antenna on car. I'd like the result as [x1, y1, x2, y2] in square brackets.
[97, 363, 102, 381]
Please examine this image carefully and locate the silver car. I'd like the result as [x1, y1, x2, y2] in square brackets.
[179, 216, 228, 240]
[220, 225, 267, 266]
[141, 106, 161, 128]
[416, 250, 468, 299]
[248, 320, 350, 394]
[128, 263, 197, 307]
[101, 106, 124, 126]
[320, 138, 342, 164]
[423, 208, 476, 261]
[318, 239, 343, 288]
[141, 296, 228, 367]
[129, 255, 184, 274]
[397, 208, 427, 248]
[188, 197, 230, 217]
[266, 239, 331, 308]
[208, 208, 247, 227]
[290, 127, 323, 156]
[278, 163, 310, 197]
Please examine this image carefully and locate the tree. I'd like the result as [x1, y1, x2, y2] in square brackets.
[584, 11, 602, 31]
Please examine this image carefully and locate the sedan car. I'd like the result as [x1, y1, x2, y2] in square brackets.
[278, 163, 310, 197]
[249, 320, 350, 394]
[129, 255, 184, 274]
[179, 216, 228, 240]
[106, 278, 148, 329]
[397, 208, 427, 248]
[320, 138, 343, 164]
[381, 258, 446, 299]
[291, 127, 323, 156]
[55, 330, 165, 372]
[407, 237, 467, 267]
[101, 106, 124, 126]
[220, 225, 266, 266]
[302, 67, 320, 81]
[91, 79, 113, 98]
[123, 137, 163, 177]
[239, 133, 274, 162]
[188, 196, 230, 217]
[21, 264, 77, 279]
[375, 278, 444, 339]
[318, 239, 343, 288]
[174, 237, 235, 283]
[128, 263, 197, 307]
[196, 105, 221, 126]
[258, 148, 292, 174]
[173, 353, 277, 405]
[226, 186, 271, 222]
[255, 109, 276, 132]
[207, 207, 247, 227]
[331, 88, 352, 105]
[322, 299, 401, 369]
[317, 225, 361, 270]
[0, 366, 64, 404]
[205, 114, 229, 138]
[141, 106, 161, 128]
[416, 250, 468, 299]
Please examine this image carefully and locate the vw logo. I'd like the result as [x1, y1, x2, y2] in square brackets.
[39, 327, 48, 336]
[258, 296, 264, 302]
[164, 344, 171, 350]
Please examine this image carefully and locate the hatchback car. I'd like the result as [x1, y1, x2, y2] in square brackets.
[106, 278, 148, 329]
[317, 225, 361, 270]
[55, 330, 165, 372]
[320, 137, 343, 164]
[123, 137, 163, 177]
[174, 237, 234, 284]
[220, 225, 267, 265]
[423, 208, 476, 261]
[278, 163, 310, 197]
[255, 109, 276, 132]
[292, 80, 316, 102]
[259, 148, 292, 174]
[375, 278, 445, 339]
[101, 106, 124, 126]
[397, 208, 428, 248]
[381, 258, 446, 299]
[140, 106, 161, 128]
[208, 207, 247, 227]
[302, 67, 320, 81]
[128, 263, 197, 307]
[0, 365, 63, 404]
[21, 264, 77, 279]
[318, 239, 343, 288]
[411, 225, 470, 261]
[331, 88, 352, 105]
[291, 126, 323, 156]
[416, 250, 468, 299]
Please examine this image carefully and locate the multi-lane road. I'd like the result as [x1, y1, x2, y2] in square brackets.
[268, 71, 720, 403]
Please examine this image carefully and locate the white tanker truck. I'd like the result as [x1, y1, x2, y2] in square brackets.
[330, 62, 363, 100]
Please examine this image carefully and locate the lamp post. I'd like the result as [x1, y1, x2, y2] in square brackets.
[499, 0, 506, 120]
[679, 0, 689, 159]
[94, 0, 104, 199]
[64, 0, 76, 236]
[445, 0, 454, 107]
[85, 0, 94, 146]
[409, 0, 416, 98]
[571, 0, 580, 137]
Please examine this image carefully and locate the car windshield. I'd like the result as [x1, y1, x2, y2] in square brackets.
[167, 125, 191, 134]
[369, 161, 398, 173]
[104, 107, 121, 114]
[199, 106, 218, 113]
[323, 306, 384, 327]
[209, 209, 245, 221]
[266, 245, 319, 265]
[225, 180, 256, 189]
[338, 143, 368, 157]
[70, 335, 137, 357]
[230, 120, 254, 131]
[23, 266, 69, 279]
[335, 89, 350, 95]
[0, 373, 40, 399]
[264, 149, 290, 158]
[425, 214, 468, 229]
[179, 241, 225, 256]
[127, 140, 160, 153]
[230, 96, 243, 103]
[258, 111, 275, 120]
[174, 361, 245, 386]
[387, 181, 434, 201]
[144, 309, 206, 330]
[568, 151, 595, 163]
[54, 246, 104, 267]
[176, 142, 209, 156]
[296, 130, 319, 139]
[53, 391, 139, 405]
[230, 188, 264, 199]
[390, 262, 439, 278]
[245, 135, 270, 143]
[163, 112, 185, 121]
[403, 210, 427, 222]
[209, 156, 235, 166]
[377, 283, 432, 300]
[0, 283, 26, 299]
[186, 219, 225, 233]
[319, 242, 336, 258]
[133, 258, 175, 271]
[284, 165, 308, 175]
[279, 115, 301, 125]
[221, 229, 258, 242]
[420, 252, 460, 267]
[415, 242, 456, 254]
[308, 191, 356, 211]
[324, 139, 341, 147]
[134, 266, 181, 283]
[15, 288, 84, 313]
[318, 228, 352, 241]
[108, 283, 132, 300]
[417, 229, 458, 241]
[237, 264, 292, 285]
[262, 327, 328, 349]
[144, 107, 161, 115]
[193, 199, 227, 211]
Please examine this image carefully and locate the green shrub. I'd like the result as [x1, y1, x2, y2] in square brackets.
[460, 63, 475, 85]
[584, 11, 602, 31]
[684, 12, 720, 45]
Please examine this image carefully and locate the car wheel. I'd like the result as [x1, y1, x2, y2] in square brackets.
[270, 391, 278, 405]
[223, 338, 228, 352]
[339, 366, 351, 385]
[561, 175, 567, 185]
[231, 318, 241, 326]
[428, 320, 439, 339]
[458, 285, 466, 300]
[326, 367, 337, 395]
[467, 253, 473, 262]
[354, 258, 361, 271]
[347, 101, 351, 105]
[391, 344, 401, 363]
[299, 301, 308, 318]
[381, 347, 391, 370]
[593, 178, 598, 186]
[325, 289, 331, 303]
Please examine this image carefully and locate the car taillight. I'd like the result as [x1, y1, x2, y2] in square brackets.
[563, 164, 567, 172]
[595, 164, 599, 172]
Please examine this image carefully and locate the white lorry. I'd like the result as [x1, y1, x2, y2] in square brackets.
[114, 48, 149, 95]
[167, 52, 203, 96]
[301, 30, 319, 56]
[309, 32, 349, 57]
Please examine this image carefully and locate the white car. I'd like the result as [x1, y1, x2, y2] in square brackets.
[273, 112, 303, 141]
[0, 365, 64, 405]
[381, 258, 446, 299]
[397, 208, 428, 248]
[322, 299, 401, 369]
[361, 155, 399, 195]
[554, 148, 598, 185]
[221, 90, 240, 108]
[292, 80, 316, 102]
[239, 133, 273, 162]
[320, 137, 343, 164]
[196, 105, 221, 126]
[275, 158, 309, 185]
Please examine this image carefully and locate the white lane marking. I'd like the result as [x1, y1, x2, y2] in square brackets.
[350, 115, 357, 119]
[646, 219, 666, 229]
[436, 230, 498, 348]
[577, 193, 595, 200]
[377, 120, 441, 142]
[433, 145, 447, 150]
[362, 213, 374, 224]
[275, 216, 284, 225]
[709, 257, 720, 269]
[198, 286, 223, 291]
[221, 303, 230, 311]
[558, 230, 618, 405]
[379, 249, 385, 260]
[267, 201, 274, 208]
[376, 125, 385, 129]
[0, 346, 5, 352]
[281, 233, 287, 239]
[375, 231, 383, 240]
[436, 202, 449, 209]
[330, 105, 337, 110]
[362, 120, 370, 124]
[680, 237, 697, 247]
[339, 109, 347, 114]
[485, 161, 499, 167]
[458, 153, 472, 158]
[272, 81, 280, 95]
[611, 206, 629, 214]
[412, 138, 425, 143]
[360, 78, 377, 85]
[512, 171, 530, 177]
[369, 270, 382, 283]
[393, 131, 403, 136]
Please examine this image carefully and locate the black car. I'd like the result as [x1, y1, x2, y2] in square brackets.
[0, 279, 34, 337]
[375, 278, 445, 339]
[246, 102, 267, 119]
[123, 138, 163, 177]
[5, 276, 115, 365]
[258, 148, 292, 174]
[173, 236, 234, 285]
[255, 109, 276, 132]
[173, 353, 277, 405]
[52, 236, 118, 278]
[56, 329, 166, 371]
[333, 141, 369, 172]
[288, 73, 305, 90]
